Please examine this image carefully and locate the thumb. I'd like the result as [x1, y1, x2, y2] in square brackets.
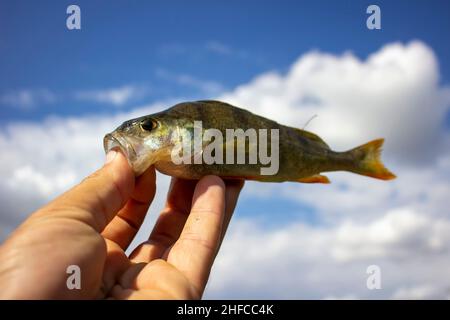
[37, 149, 135, 232]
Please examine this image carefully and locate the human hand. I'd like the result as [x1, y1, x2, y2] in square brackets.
[0, 149, 244, 299]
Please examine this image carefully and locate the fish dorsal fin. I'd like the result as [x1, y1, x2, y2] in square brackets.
[295, 128, 330, 149]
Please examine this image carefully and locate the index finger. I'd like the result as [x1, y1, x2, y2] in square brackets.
[166, 175, 226, 297]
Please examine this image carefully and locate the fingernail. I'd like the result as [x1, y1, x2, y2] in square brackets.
[105, 149, 117, 164]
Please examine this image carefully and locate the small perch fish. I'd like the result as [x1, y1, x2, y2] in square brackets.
[104, 100, 396, 183]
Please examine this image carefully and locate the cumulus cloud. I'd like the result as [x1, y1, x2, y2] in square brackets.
[207, 41, 450, 298]
[1, 41, 450, 299]
[331, 208, 450, 262]
[220, 41, 450, 165]
[0, 102, 169, 239]
[205, 209, 450, 299]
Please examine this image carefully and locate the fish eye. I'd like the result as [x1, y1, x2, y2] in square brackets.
[140, 119, 158, 131]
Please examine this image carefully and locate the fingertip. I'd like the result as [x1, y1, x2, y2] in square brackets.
[191, 175, 226, 211]
[105, 149, 118, 164]
[105, 148, 134, 179]
[195, 175, 225, 198]
[199, 175, 226, 189]
[103, 148, 135, 203]
[105, 148, 131, 169]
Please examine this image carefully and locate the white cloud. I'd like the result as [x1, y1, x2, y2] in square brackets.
[75, 85, 147, 106]
[392, 284, 450, 299]
[7, 166, 77, 198]
[331, 208, 450, 262]
[0, 102, 168, 239]
[1, 41, 450, 299]
[206, 208, 450, 299]
[0, 89, 56, 109]
[220, 41, 450, 165]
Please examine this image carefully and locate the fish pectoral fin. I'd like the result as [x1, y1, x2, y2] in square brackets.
[297, 174, 330, 184]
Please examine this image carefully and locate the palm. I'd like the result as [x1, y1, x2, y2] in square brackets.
[103, 243, 199, 299]
[99, 174, 242, 300]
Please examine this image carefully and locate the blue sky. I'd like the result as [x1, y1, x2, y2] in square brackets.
[2, 1, 450, 299]
[1, 0, 450, 122]
[1, 0, 450, 228]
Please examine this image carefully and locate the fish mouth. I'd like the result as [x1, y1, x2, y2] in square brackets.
[103, 133, 137, 163]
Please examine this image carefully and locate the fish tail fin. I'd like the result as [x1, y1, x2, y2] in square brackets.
[347, 138, 396, 180]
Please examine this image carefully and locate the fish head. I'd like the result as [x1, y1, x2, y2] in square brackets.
[104, 114, 178, 175]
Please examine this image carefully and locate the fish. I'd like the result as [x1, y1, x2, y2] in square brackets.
[103, 100, 396, 183]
